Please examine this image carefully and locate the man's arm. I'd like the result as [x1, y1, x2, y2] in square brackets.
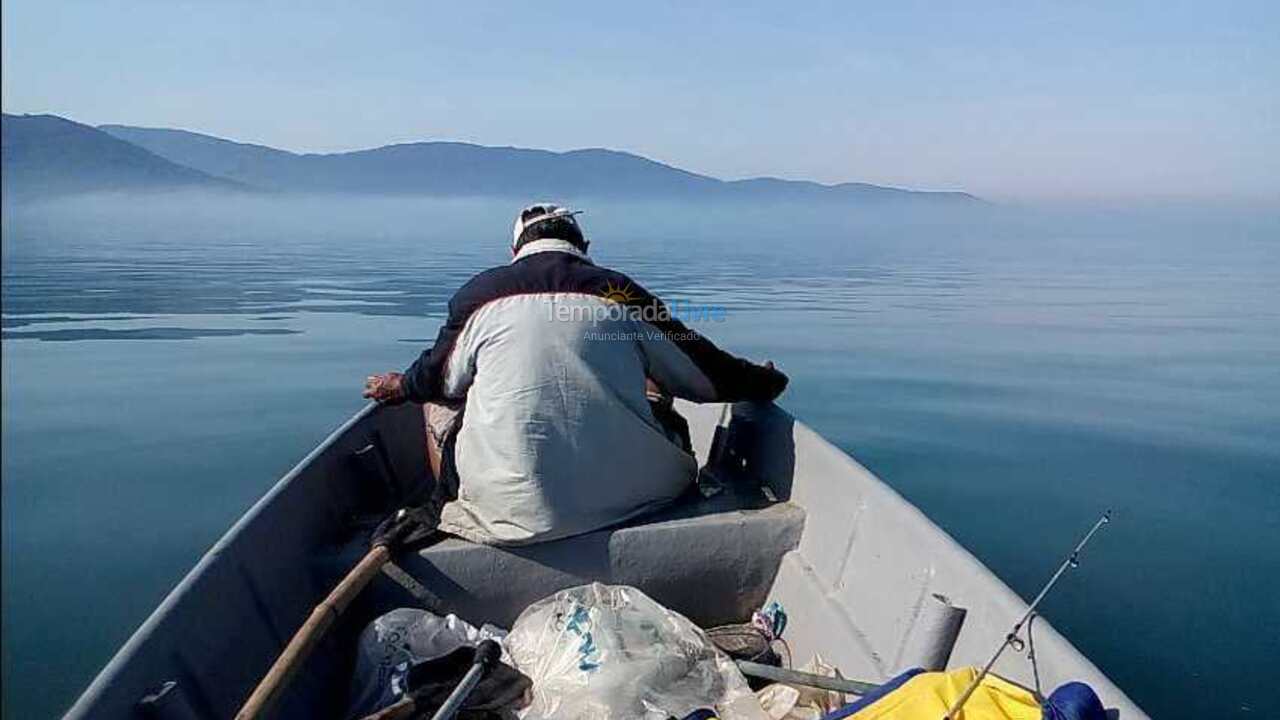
[399, 298, 470, 403]
[624, 280, 787, 403]
[364, 291, 479, 405]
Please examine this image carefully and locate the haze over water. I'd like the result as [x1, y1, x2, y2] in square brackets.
[2, 195, 1277, 719]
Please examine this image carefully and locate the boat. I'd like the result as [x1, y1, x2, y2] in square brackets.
[66, 400, 1149, 719]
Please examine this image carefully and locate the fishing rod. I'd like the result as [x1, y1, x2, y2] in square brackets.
[943, 510, 1112, 720]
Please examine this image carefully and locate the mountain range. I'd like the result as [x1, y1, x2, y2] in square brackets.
[1, 114, 239, 199]
[3, 113, 978, 204]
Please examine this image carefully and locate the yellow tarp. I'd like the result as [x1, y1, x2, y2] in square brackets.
[850, 667, 1042, 720]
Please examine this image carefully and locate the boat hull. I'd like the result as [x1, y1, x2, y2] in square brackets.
[66, 401, 1148, 719]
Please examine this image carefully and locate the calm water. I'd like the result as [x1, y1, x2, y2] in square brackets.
[3, 195, 1277, 719]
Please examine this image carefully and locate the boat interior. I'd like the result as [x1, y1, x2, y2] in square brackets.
[68, 401, 1145, 719]
[277, 401, 804, 718]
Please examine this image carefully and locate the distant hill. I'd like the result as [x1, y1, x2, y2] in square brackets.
[100, 124, 978, 204]
[2, 114, 240, 199]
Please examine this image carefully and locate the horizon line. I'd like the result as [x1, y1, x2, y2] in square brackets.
[3, 109, 975, 196]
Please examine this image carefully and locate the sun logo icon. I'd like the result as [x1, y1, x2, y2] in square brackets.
[600, 280, 638, 304]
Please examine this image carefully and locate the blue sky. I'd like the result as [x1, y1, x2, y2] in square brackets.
[2, 1, 1276, 203]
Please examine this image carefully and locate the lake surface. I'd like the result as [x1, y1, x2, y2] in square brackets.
[3, 195, 1277, 719]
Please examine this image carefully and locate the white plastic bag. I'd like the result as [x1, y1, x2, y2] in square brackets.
[754, 656, 847, 720]
[346, 608, 509, 719]
[505, 583, 765, 720]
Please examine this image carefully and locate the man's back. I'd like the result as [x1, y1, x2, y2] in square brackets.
[367, 207, 786, 546]
[432, 240, 700, 543]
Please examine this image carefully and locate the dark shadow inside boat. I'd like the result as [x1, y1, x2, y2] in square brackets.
[278, 402, 802, 718]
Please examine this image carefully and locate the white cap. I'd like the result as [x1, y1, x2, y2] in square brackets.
[512, 203, 584, 248]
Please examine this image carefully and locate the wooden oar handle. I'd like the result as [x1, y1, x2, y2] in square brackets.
[235, 544, 392, 720]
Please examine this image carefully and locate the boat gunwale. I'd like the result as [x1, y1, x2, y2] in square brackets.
[64, 402, 380, 718]
[782, 414, 1139, 708]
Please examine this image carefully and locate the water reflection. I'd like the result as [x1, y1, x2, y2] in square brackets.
[1, 195, 1278, 720]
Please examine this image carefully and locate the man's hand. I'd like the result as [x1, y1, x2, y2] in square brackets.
[758, 360, 788, 400]
[363, 372, 407, 405]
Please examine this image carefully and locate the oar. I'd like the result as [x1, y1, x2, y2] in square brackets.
[234, 545, 391, 720]
[235, 505, 438, 720]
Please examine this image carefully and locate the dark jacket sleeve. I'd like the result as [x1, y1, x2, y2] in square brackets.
[622, 277, 788, 403]
[400, 295, 471, 404]
[653, 314, 789, 402]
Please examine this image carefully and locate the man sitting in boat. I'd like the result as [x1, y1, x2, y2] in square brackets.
[363, 204, 787, 545]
